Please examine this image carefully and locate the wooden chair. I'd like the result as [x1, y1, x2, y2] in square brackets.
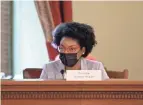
[23, 68, 129, 79]
[23, 68, 42, 79]
[105, 68, 128, 79]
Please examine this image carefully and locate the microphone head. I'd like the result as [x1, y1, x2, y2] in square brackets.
[60, 69, 64, 75]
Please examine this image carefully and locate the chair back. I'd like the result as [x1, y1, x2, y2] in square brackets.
[23, 68, 42, 79]
[106, 69, 128, 79]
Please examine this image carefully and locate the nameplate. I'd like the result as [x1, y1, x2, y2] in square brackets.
[66, 70, 102, 81]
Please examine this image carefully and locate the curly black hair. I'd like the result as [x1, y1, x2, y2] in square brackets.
[52, 22, 97, 57]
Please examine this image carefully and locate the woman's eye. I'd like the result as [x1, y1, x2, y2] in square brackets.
[59, 47, 64, 51]
[70, 48, 76, 51]
[61, 48, 64, 50]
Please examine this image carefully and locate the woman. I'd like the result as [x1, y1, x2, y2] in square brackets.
[40, 22, 109, 80]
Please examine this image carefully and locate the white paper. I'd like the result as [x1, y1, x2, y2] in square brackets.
[66, 70, 102, 81]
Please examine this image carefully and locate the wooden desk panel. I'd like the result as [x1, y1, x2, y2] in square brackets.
[1, 80, 143, 105]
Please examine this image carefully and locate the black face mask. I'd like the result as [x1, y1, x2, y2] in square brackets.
[59, 53, 80, 67]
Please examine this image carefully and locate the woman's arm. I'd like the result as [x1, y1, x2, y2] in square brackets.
[40, 64, 48, 79]
[98, 62, 110, 80]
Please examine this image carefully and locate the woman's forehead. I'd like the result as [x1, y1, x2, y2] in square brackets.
[60, 37, 79, 47]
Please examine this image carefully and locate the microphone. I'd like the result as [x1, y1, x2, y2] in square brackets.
[60, 69, 65, 79]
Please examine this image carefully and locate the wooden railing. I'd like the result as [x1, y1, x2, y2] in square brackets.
[1, 80, 143, 105]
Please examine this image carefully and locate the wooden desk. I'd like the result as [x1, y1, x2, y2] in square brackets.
[1, 80, 143, 105]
